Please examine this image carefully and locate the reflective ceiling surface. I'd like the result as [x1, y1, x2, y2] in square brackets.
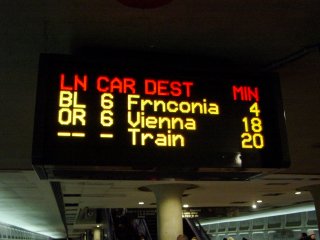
[0, 0, 319, 238]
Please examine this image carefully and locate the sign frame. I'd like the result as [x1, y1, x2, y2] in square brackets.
[32, 53, 290, 180]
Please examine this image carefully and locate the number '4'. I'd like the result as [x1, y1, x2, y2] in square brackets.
[250, 102, 260, 117]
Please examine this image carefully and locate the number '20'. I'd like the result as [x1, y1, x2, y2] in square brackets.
[241, 133, 264, 149]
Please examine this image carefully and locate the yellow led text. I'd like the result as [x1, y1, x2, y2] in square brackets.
[127, 94, 220, 147]
[100, 93, 114, 127]
[127, 94, 219, 114]
[241, 102, 264, 149]
[58, 91, 86, 126]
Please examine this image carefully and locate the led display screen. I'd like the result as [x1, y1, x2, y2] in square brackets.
[32, 53, 290, 179]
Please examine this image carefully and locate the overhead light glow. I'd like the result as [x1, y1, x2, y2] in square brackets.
[235, 152, 242, 166]
[138, 201, 145, 205]
[257, 200, 263, 203]
[295, 191, 302, 195]
[200, 203, 315, 226]
[0, 220, 65, 239]
[183, 204, 189, 208]
[252, 204, 257, 209]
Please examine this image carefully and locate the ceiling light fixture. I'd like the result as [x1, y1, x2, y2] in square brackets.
[138, 201, 145, 205]
[295, 191, 302, 195]
[183, 204, 189, 208]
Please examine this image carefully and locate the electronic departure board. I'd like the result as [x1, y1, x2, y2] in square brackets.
[32, 53, 290, 180]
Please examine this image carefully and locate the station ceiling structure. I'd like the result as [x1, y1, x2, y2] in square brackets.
[0, 0, 319, 238]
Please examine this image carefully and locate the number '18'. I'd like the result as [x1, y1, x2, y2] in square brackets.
[242, 117, 263, 132]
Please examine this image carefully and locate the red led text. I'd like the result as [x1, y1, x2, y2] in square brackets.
[60, 73, 88, 91]
[96, 76, 136, 94]
[144, 79, 194, 97]
[233, 85, 259, 102]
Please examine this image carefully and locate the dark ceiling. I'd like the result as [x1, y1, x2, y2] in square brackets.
[0, 0, 320, 238]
